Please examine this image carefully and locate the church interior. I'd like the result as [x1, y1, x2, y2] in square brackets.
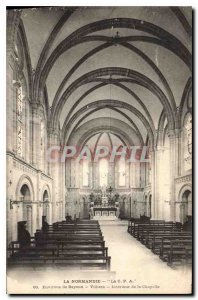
[6, 6, 192, 293]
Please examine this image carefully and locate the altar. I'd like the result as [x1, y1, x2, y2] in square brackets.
[93, 207, 117, 220]
[89, 189, 120, 220]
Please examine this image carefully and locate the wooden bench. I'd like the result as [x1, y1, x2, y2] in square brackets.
[159, 237, 192, 266]
[151, 233, 191, 254]
[137, 225, 181, 242]
[127, 218, 192, 267]
[8, 219, 111, 271]
[8, 255, 111, 270]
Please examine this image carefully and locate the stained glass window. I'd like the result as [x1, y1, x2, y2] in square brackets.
[82, 159, 89, 186]
[184, 113, 192, 171]
[99, 158, 108, 187]
[16, 84, 23, 156]
[186, 115, 192, 155]
[118, 158, 126, 186]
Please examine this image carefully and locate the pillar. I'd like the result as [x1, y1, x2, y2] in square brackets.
[168, 130, 177, 221]
[48, 129, 61, 223]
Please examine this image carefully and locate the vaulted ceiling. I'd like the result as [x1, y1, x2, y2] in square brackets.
[20, 6, 192, 145]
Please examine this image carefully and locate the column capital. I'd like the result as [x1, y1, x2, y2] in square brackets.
[31, 102, 44, 117]
[167, 129, 176, 139]
[168, 129, 182, 139]
[156, 145, 164, 152]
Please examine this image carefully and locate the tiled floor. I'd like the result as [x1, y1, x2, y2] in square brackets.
[99, 220, 192, 294]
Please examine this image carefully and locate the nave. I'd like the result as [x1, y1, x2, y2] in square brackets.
[6, 6, 192, 294]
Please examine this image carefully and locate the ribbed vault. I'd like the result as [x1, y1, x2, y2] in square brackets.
[18, 6, 191, 148]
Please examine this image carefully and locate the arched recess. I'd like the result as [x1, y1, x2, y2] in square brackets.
[20, 184, 33, 235]
[119, 194, 131, 219]
[176, 185, 192, 223]
[43, 190, 49, 222]
[16, 175, 35, 201]
[41, 184, 51, 223]
[79, 195, 90, 219]
[15, 175, 35, 236]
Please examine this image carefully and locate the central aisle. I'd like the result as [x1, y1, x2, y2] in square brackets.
[99, 220, 192, 294]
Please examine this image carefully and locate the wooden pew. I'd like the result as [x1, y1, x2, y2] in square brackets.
[151, 232, 191, 254]
[159, 236, 192, 266]
[127, 218, 192, 267]
[8, 256, 111, 271]
[137, 223, 181, 242]
[8, 219, 111, 271]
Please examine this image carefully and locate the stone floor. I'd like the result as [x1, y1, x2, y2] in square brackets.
[99, 220, 192, 294]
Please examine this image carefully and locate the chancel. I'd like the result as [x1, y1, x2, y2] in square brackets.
[89, 186, 119, 220]
[6, 6, 192, 294]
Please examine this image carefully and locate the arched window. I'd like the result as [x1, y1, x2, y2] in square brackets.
[184, 113, 192, 171]
[16, 83, 23, 156]
[82, 159, 89, 187]
[118, 158, 126, 186]
[99, 158, 108, 187]
[186, 115, 192, 155]
[40, 119, 45, 171]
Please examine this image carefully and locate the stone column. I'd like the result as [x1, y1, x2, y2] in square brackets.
[150, 149, 156, 219]
[175, 129, 182, 177]
[155, 146, 164, 220]
[31, 103, 43, 168]
[61, 159, 66, 220]
[26, 205, 32, 235]
[48, 129, 61, 223]
[168, 130, 176, 221]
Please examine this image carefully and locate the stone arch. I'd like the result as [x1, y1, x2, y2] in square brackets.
[40, 184, 52, 223]
[176, 184, 192, 223]
[61, 80, 155, 135]
[67, 118, 142, 151]
[52, 41, 175, 112]
[37, 17, 191, 100]
[157, 109, 167, 147]
[65, 106, 144, 147]
[179, 77, 192, 128]
[64, 100, 155, 148]
[16, 176, 35, 235]
[52, 68, 175, 130]
[178, 184, 192, 202]
[41, 184, 51, 202]
[16, 175, 35, 201]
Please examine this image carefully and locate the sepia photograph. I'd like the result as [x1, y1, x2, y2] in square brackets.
[6, 5, 192, 295]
